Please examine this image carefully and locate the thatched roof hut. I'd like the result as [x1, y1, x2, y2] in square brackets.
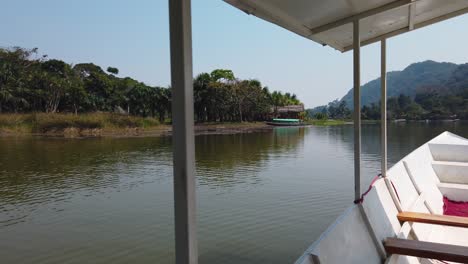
[272, 104, 305, 119]
[274, 104, 304, 113]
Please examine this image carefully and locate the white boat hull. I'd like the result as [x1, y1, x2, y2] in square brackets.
[296, 132, 468, 264]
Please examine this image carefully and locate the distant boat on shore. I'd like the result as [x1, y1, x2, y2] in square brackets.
[266, 118, 303, 126]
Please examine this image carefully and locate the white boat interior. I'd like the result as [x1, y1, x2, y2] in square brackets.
[295, 132, 468, 263]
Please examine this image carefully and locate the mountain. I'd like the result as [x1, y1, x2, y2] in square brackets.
[440, 63, 468, 94]
[341, 60, 459, 108]
[307, 61, 468, 120]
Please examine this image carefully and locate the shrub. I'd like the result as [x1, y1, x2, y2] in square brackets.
[32, 113, 80, 132]
[0, 114, 28, 127]
[141, 118, 160, 128]
[105, 114, 159, 128]
[314, 112, 328, 120]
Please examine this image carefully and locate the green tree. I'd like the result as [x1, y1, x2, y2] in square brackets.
[40, 59, 75, 113]
[210, 69, 234, 82]
[107, 67, 119, 75]
[314, 112, 328, 120]
[0, 48, 305, 123]
[0, 47, 41, 112]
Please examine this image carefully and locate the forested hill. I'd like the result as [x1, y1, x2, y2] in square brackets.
[308, 60, 468, 120]
[0, 47, 302, 122]
[341, 60, 459, 108]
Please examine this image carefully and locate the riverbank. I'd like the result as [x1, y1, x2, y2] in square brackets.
[0, 113, 274, 138]
[1, 114, 373, 138]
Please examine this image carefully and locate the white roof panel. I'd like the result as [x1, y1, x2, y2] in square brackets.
[224, 0, 468, 52]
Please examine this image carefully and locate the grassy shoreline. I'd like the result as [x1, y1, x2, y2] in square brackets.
[0, 113, 160, 133]
[0, 113, 273, 138]
[0, 114, 360, 138]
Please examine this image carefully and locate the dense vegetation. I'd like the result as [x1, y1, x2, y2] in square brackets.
[193, 70, 300, 122]
[0, 47, 302, 123]
[308, 61, 468, 120]
[310, 91, 468, 120]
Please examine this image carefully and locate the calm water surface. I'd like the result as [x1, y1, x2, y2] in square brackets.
[1, 123, 467, 263]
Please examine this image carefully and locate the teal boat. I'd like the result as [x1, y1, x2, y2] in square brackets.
[266, 118, 303, 126]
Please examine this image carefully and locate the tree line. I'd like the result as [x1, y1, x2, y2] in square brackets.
[193, 69, 300, 122]
[361, 91, 468, 120]
[0, 47, 302, 122]
[310, 91, 468, 121]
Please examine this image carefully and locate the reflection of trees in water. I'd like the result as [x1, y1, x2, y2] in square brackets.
[385, 122, 468, 164]
[299, 122, 468, 195]
[326, 122, 468, 165]
[195, 128, 305, 187]
[0, 129, 306, 223]
[0, 137, 173, 225]
[0, 137, 172, 173]
[271, 127, 306, 152]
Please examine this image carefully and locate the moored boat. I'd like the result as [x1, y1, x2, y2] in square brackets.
[266, 118, 303, 126]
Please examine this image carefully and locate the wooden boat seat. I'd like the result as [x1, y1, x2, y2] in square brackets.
[384, 237, 468, 263]
[397, 212, 468, 228]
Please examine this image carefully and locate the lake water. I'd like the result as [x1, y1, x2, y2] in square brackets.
[1, 122, 467, 264]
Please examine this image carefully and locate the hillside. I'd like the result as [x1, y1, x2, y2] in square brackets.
[308, 61, 468, 120]
[341, 60, 459, 108]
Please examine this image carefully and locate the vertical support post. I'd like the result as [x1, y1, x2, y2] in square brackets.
[353, 20, 361, 202]
[408, 1, 415, 30]
[381, 39, 388, 177]
[169, 0, 198, 264]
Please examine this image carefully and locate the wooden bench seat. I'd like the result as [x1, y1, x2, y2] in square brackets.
[384, 237, 468, 263]
[397, 212, 468, 228]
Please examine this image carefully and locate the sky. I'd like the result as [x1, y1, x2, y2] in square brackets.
[2, 0, 468, 108]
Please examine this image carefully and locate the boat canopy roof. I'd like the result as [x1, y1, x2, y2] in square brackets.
[224, 0, 468, 52]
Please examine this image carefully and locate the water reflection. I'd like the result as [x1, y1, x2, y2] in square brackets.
[0, 137, 173, 226]
[329, 122, 468, 165]
[1, 123, 468, 264]
[195, 127, 305, 188]
[317, 122, 468, 189]
[0, 128, 306, 227]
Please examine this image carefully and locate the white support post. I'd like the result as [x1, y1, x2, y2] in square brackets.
[381, 39, 388, 177]
[353, 20, 361, 202]
[408, 1, 415, 30]
[168, 0, 198, 263]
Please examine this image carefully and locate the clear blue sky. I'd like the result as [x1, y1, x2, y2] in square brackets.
[2, 0, 467, 107]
